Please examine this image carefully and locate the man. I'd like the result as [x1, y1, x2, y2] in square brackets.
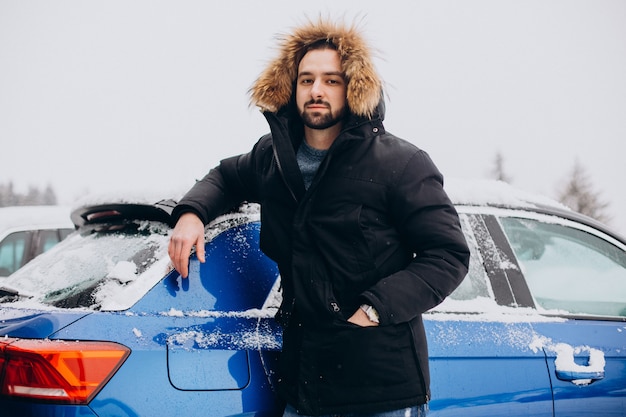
[169, 18, 470, 417]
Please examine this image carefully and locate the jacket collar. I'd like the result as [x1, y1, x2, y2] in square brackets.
[263, 102, 386, 202]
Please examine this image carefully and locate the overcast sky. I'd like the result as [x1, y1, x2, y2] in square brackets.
[1, 0, 625, 235]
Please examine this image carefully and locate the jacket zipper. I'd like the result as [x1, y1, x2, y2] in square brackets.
[272, 146, 299, 204]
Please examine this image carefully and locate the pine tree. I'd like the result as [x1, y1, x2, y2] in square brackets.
[0, 182, 58, 207]
[43, 184, 58, 205]
[557, 159, 611, 223]
[490, 151, 512, 183]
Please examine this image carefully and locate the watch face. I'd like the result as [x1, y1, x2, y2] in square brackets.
[361, 304, 379, 323]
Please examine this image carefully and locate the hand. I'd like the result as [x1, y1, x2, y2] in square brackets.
[168, 212, 206, 278]
[347, 307, 379, 327]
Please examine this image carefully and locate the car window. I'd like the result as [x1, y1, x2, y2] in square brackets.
[59, 228, 73, 240]
[2, 220, 170, 310]
[429, 214, 493, 313]
[500, 217, 626, 318]
[37, 229, 68, 254]
[0, 231, 31, 276]
[447, 214, 491, 301]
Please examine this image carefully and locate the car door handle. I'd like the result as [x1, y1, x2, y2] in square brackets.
[552, 344, 605, 385]
[556, 370, 605, 383]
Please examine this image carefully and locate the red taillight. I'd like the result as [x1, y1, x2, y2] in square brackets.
[0, 338, 130, 404]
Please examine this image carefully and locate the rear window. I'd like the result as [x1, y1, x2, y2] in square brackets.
[1, 220, 171, 310]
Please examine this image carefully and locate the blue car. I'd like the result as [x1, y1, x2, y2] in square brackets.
[0, 180, 625, 416]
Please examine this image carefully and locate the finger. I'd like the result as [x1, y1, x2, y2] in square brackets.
[169, 238, 189, 278]
[196, 235, 206, 263]
[178, 242, 190, 278]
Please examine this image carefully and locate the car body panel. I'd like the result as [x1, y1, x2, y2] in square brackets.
[426, 318, 553, 417]
[2, 400, 98, 417]
[533, 319, 626, 415]
[0, 309, 89, 338]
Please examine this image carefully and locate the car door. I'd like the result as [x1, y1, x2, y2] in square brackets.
[497, 213, 626, 416]
[426, 212, 554, 417]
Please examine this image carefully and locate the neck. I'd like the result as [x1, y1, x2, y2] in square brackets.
[303, 123, 342, 150]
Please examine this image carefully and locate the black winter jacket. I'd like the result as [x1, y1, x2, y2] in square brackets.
[172, 107, 470, 415]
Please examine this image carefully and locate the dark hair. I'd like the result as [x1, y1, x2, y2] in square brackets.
[296, 39, 339, 69]
[305, 39, 338, 52]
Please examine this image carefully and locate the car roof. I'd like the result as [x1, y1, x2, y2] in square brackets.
[72, 179, 565, 222]
[446, 179, 625, 243]
[445, 178, 567, 210]
[68, 179, 624, 244]
[0, 205, 74, 233]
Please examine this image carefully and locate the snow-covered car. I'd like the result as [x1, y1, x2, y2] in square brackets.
[0, 180, 624, 417]
[0, 206, 74, 278]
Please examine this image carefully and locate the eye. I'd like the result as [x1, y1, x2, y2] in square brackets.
[326, 76, 344, 86]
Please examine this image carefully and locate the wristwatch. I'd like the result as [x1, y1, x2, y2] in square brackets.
[359, 304, 380, 324]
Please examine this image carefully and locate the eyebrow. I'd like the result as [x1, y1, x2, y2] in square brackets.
[298, 70, 344, 78]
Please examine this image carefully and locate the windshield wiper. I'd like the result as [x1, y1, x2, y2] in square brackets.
[0, 286, 34, 301]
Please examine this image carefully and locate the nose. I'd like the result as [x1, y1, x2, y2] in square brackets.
[310, 79, 323, 98]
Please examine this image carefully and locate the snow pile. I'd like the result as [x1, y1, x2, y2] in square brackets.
[98, 256, 172, 311]
[106, 261, 138, 283]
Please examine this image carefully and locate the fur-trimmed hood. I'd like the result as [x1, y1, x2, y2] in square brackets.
[249, 18, 383, 119]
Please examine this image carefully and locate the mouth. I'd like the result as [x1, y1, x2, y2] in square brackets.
[305, 101, 329, 110]
[306, 106, 329, 112]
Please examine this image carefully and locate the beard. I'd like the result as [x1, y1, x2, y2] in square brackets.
[300, 100, 346, 130]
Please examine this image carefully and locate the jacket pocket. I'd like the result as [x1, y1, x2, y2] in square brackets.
[308, 204, 376, 276]
[306, 324, 425, 408]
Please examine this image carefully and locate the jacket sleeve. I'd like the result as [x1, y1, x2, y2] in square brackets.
[171, 136, 268, 225]
[361, 150, 470, 325]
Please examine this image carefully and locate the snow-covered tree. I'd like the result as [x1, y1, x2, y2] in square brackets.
[557, 159, 611, 223]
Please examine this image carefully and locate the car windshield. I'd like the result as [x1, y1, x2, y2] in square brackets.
[0, 219, 171, 310]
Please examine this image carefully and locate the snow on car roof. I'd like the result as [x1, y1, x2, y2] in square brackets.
[72, 188, 184, 211]
[0, 206, 73, 232]
[445, 178, 569, 211]
[71, 178, 569, 216]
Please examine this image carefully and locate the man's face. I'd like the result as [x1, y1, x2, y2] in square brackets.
[296, 48, 347, 130]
